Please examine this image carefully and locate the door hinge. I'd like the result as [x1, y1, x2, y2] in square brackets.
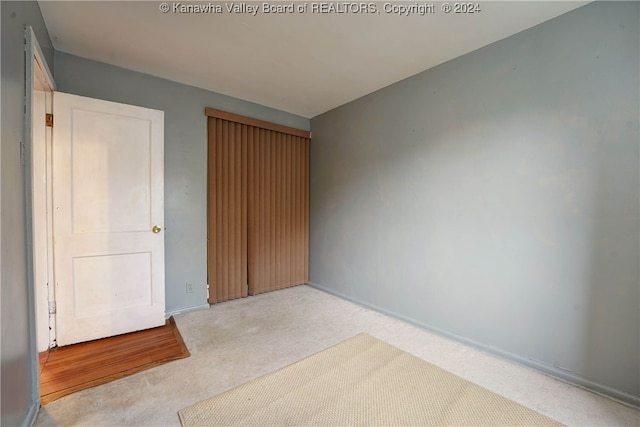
[46, 113, 53, 127]
[48, 300, 57, 314]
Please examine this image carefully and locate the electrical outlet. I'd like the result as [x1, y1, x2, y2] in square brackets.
[186, 282, 193, 293]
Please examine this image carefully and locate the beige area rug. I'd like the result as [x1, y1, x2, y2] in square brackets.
[178, 333, 562, 426]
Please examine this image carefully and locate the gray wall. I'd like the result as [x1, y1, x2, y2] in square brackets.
[54, 52, 309, 315]
[310, 1, 639, 404]
[1, 2, 54, 425]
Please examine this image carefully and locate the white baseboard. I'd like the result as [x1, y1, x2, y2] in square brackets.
[23, 400, 39, 427]
[307, 281, 640, 409]
[166, 303, 210, 318]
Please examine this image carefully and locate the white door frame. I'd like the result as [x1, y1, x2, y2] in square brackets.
[25, 26, 57, 354]
[24, 26, 56, 409]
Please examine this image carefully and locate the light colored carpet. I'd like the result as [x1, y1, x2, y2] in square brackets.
[178, 333, 562, 426]
[36, 286, 639, 426]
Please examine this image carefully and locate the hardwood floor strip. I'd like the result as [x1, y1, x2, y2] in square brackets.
[43, 327, 173, 362]
[40, 354, 156, 396]
[40, 339, 181, 382]
[42, 336, 177, 372]
[39, 317, 189, 405]
[41, 345, 183, 390]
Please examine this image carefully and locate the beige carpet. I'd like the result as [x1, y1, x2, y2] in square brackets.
[178, 333, 562, 426]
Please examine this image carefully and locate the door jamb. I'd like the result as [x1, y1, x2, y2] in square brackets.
[25, 25, 56, 404]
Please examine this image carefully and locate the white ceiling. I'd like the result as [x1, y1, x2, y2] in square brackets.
[38, 1, 588, 118]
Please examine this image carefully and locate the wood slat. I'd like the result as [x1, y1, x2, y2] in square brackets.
[39, 318, 189, 405]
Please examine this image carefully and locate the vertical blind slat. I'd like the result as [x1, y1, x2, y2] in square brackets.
[207, 118, 217, 303]
[284, 134, 291, 286]
[236, 122, 242, 298]
[304, 138, 310, 283]
[275, 133, 282, 292]
[243, 124, 250, 297]
[216, 119, 223, 301]
[222, 120, 230, 302]
[227, 121, 234, 301]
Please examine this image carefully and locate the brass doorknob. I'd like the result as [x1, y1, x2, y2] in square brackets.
[152, 226, 162, 233]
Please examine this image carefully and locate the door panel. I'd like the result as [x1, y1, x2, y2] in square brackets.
[71, 110, 152, 233]
[72, 253, 152, 316]
[53, 92, 165, 346]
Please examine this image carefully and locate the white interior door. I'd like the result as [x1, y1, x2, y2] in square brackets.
[53, 91, 165, 346]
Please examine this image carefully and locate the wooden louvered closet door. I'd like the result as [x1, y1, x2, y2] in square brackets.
[207, 108, 309, 304]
